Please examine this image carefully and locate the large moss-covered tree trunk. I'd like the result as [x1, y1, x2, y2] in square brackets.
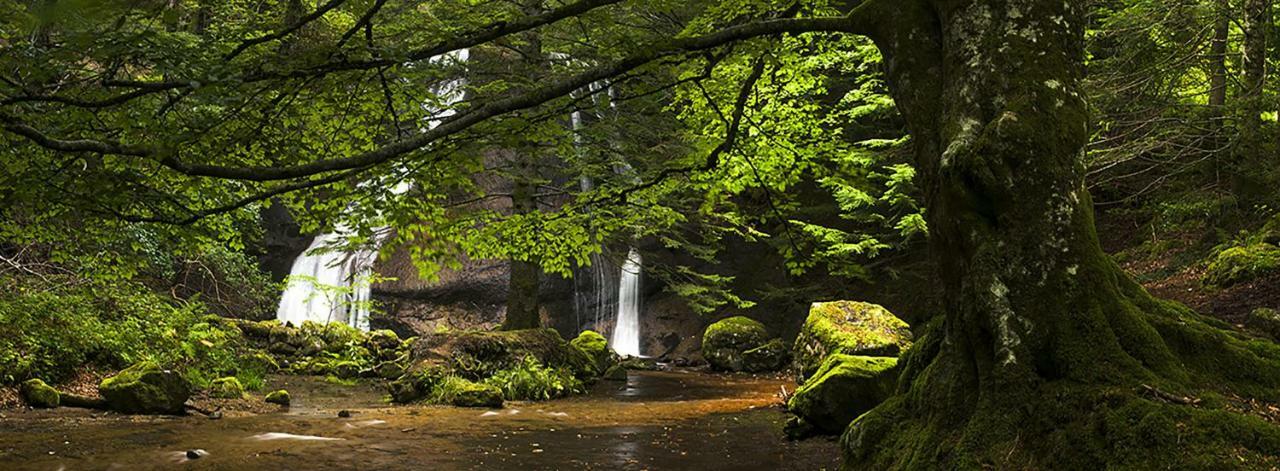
[842, 0, 1280, 468]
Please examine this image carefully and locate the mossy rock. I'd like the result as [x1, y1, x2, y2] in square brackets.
[372, 361, 406, 380]
[20, 379, 59, 408]
[793, 301, 913, 383]
[209, 377, 246, 399]
[1203, 244, 1280, 287]
[366, 330, 403, 361]
[570, 330, 612, 374]
[787, 355, 897, 435]
[264, 389, 291, 406]
[602, 364, 628, 381]
[742, 338, 790, 373]
[410, 328, 594, 380]
[99, 361, 191, 415]
[388, 361, 449, 403]
[434, 376, 503, 408]
[331, 360, 362, 379]
[1246, 308, 1280, 339]
[702, 316, 771, 372]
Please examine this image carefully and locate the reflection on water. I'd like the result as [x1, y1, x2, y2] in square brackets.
[0, 372, 841, 470]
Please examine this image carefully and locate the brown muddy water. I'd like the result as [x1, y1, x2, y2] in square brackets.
[0, 370, 840, 470]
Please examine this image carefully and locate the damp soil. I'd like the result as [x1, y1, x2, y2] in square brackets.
[0, 371, 840, 470]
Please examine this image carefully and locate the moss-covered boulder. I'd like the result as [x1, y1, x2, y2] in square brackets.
[99, 361, 191, 415]
[331, 360, 362, 379]
[603, 363, 628, 381]
[1203, 244, 1280, 287]
[388, 361, 449, 403]
[264, 389, 290, 406]
[702, 316, 772, 372]
[435, 376, 503, 408]
[410, 328, 595, 380]
[793, 301, 912, 383]
[570, 330, 612, 373]
[209, 377, 246, 399]
[787, 355, 898, 435]
[20, 378, 59, 408]
[1246, 308, 1280, 339]
[742, 338, 790, 373]
[366, 330, 403, 361]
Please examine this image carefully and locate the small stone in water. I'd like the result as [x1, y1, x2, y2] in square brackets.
[208, 411, 223, 420]
[185, 450, 202, 460]
[338, 410, 351, 418]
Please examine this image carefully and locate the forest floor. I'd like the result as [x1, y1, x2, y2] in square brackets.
[1097, 209, 1280, 326]
[0, 370, 839, 470]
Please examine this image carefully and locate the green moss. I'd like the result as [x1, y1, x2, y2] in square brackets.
[433, 376, 503, 408]
[602, 364, 628, 381]
[264, 389, 290, 406]
[388, 361, 449, 403]
[1203, 244, 1280, 287]
[1246, 308, 1280, 339]
[570, 330, 612, 373]
[793, 301, 912, 383]
[702, 316, 770, 372]
[787, 355, 898, 435]
[209, 377, 246, 399]
[742, 338, 790, 373]
[99, 361, 191, 414]
[483, 356, 584, 401]
[19, 379, 59, 408]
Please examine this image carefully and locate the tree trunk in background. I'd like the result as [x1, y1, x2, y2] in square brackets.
[504, 166, 543, 330]
[842, 0, 1280, 467]
[501, 0, 548, 331]
[1208, 0, 1230, 111]
[1207, 0, 1231, 181]
[1237, 0, 1272, 198]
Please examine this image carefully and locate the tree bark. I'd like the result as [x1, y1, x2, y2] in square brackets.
[501, 0, 549, 331]
[1208, 0, 1230, 111]
[842, 0, 1280, 467]
[1238, 0, 1272, 198]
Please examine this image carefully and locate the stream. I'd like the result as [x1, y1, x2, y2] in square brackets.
[0, 371, 839, 470]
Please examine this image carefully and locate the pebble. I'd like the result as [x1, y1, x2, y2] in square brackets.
[185, 450, 201, 460]
[338, 410, 352, 418]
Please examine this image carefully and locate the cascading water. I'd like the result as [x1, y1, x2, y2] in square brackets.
[276, 230, 383, 330]
[610, 248, 642, 357]
[275, 51, 467, 330]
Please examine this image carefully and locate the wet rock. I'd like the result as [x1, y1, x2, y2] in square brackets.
[265, 390, 291, 406]
[209, 377, 246, 399]
[742, 339, 790, 373]
[338, 410, 352, 418]
[208, 411, 223, 420]
[793, 301, 913, 384]
[570, 330, 613, 374]
[19, 379, 59, 408]
[185, 450, 204, 460]
[602, 364, 628, 381]
[372, 361, 406, 380]
[332, 360, 362, 379]
[1247, 308, 1280, 339]
[388, 362, 449, 403]
[701, 316, 771, 372]
[99, 362, 191, 415]
[786, 355, 898, 435]
[783, 415, 819, 441]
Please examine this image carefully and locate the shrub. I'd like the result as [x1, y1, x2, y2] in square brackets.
[483, 355, 584, 401]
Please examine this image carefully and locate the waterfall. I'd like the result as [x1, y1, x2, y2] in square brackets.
[276, 51, 467, 330]
[610, 247, 642, 357]
[276, 230, 382, 330]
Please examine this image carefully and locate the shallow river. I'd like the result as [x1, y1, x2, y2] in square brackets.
[0, 371, 840, 470]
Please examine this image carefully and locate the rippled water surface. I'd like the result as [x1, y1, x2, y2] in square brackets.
[0, 371, 840, 470]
